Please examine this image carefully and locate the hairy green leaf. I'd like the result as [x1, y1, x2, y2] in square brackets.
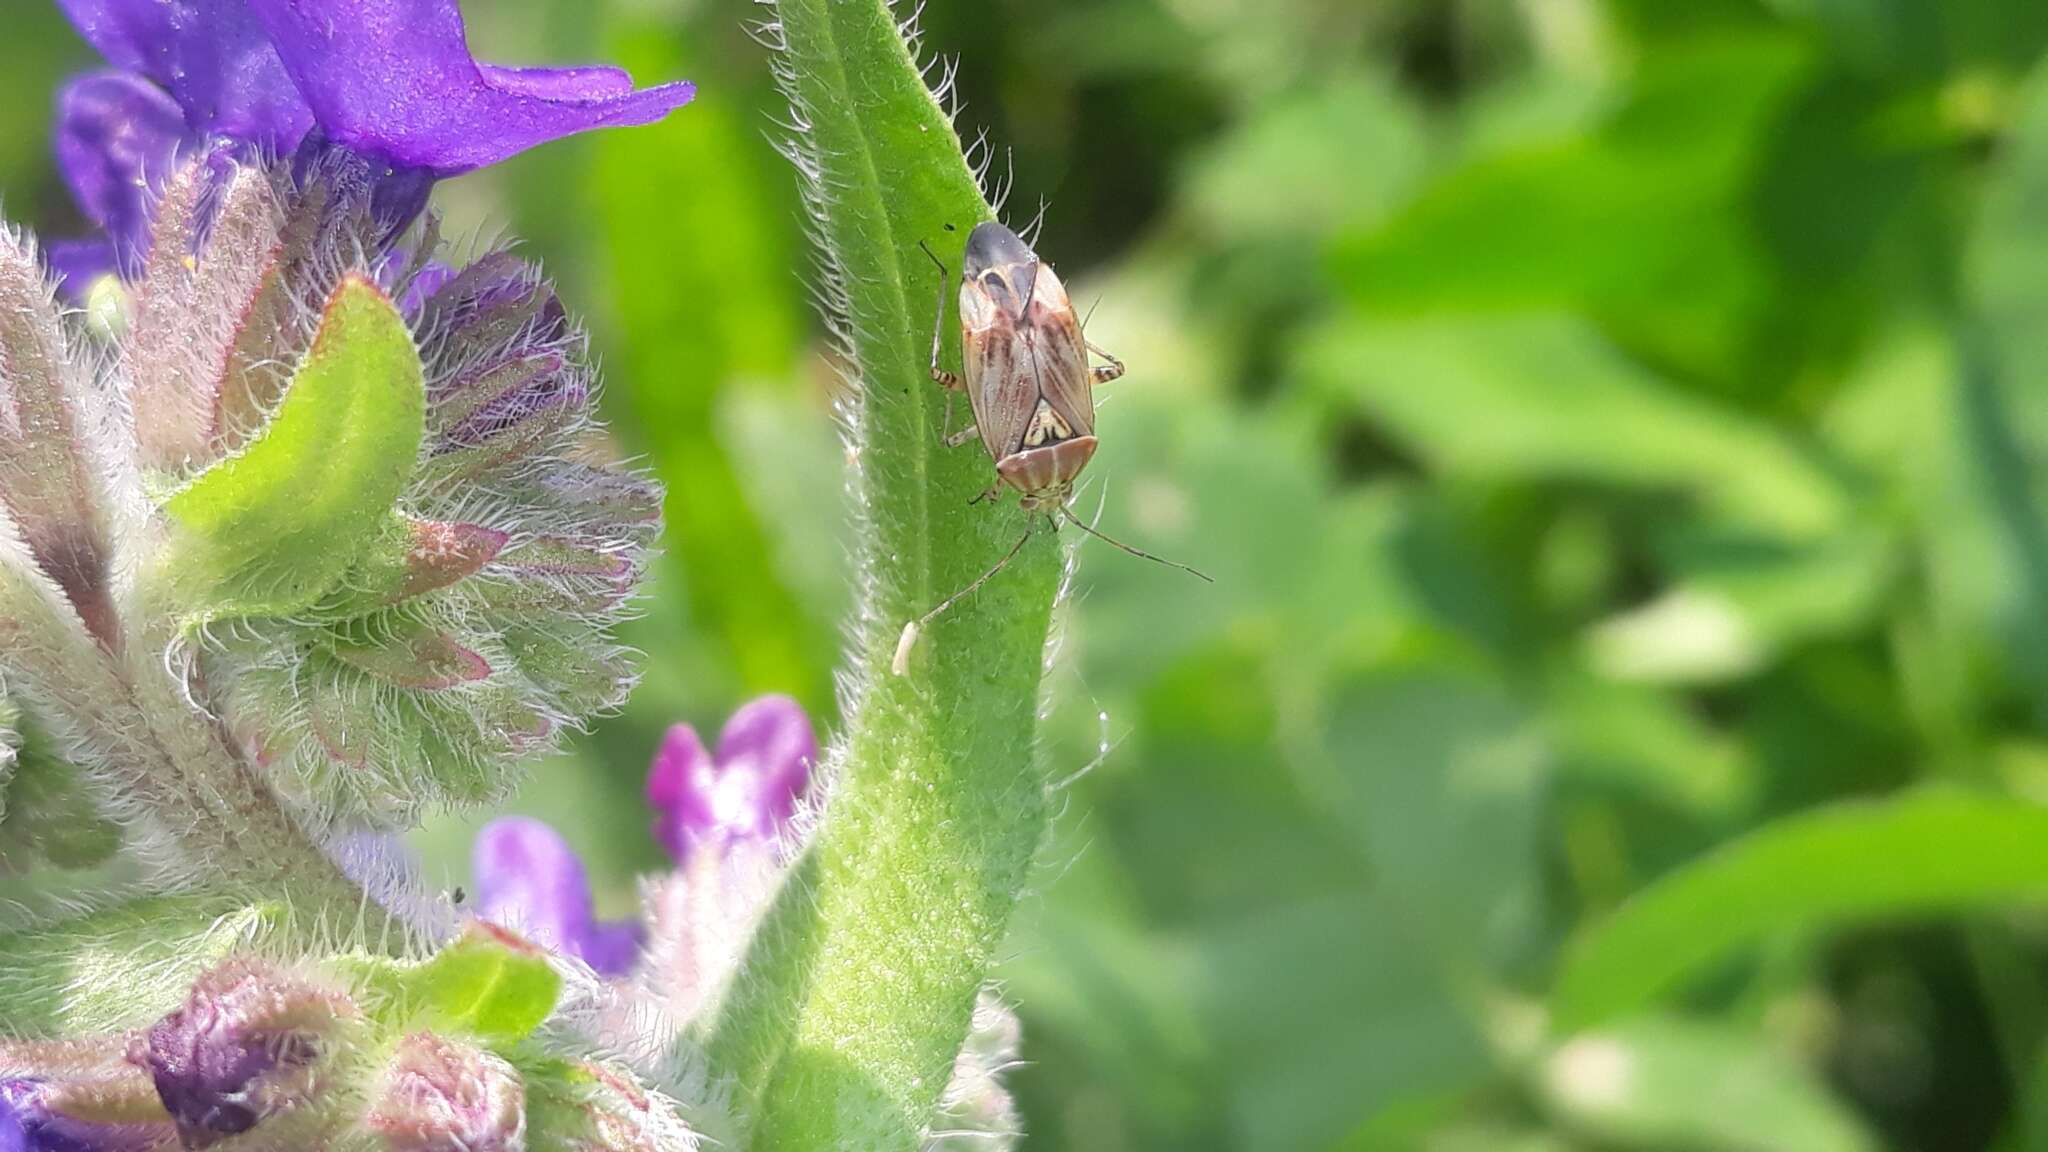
[339, 923, 561, 1041]
[0, 898, 281, 1033]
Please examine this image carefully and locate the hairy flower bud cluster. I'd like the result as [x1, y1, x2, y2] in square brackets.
[139, 147, 665, 829]
[1, 936, 720, 1152]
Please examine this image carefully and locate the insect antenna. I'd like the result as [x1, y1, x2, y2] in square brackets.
[1080, 292, 1104, 334]
[1059, 505, 1212, 582]
[892, 529, 1036, 676]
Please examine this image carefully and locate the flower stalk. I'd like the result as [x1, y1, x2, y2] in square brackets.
[702, 1, 1062, 1147]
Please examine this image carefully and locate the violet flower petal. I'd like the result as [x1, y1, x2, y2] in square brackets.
[714, 694, 816, 839]
[43, 238, 119, 299]
[646, 722, 716, 861]
[247, 0, 695, 175]
[576, 920, 646, 980]
[55, 0, 311, 144]
[472, 817, 641, 976]
[55, 72, 185, 261]
[646, 695, 815, 860]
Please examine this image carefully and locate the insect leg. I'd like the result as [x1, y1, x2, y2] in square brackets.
[891, 527, 1035, 676]
[1058, 504, 1211, 582]
[1086, 339, 1126, 384]
[920, 240, 961, 389]
[943, 408, 981, 448]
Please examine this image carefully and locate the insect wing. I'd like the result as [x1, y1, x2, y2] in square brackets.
[959, 274, 1036, 460]
[1023, 262, 1094, 439]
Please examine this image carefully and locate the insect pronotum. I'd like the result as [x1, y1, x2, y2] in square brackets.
[891, 221, 1210, 676]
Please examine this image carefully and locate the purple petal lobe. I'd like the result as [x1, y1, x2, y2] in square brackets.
[479, 64, 638, 101]
[715, 694, 817, 836]
[473, 817, 641, 976]
[646, 696, 816, 861]
[42, 239, 118, 302]
[246, 0, 694, 174]
[56, 0, 311, 145]
[646, 723, 715, 860]
[577, 920, 646, 980]
[55, 71, 184, 272]
[1, 1077, 171, 1152]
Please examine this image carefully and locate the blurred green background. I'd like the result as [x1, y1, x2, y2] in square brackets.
[17, 0, 2048, 1147]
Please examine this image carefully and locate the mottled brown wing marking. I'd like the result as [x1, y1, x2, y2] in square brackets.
[1026, 286, 1095, 440]
[959, 294, 1034, 460]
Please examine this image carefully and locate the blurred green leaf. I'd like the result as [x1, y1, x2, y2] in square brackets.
[1763, 0, 2048, 77]
[1552, 789, 2048, 1027]
[1540, 1016, 1875, 1152]
[1203, 892, 1493, 1152]
[1301, 315, 1847, 539]
[590, 27, 833, 711]
[1550, 674, 1757, 819]
[1322, 672, 1547, 966]
[1583, 526, 1895, 685]
[1183, 72, 1428, 239]
[1331, 32, 1808, 380]
[1973, 66, 2048, 415]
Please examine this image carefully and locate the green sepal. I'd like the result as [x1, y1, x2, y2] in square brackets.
[502, 624, 632, 716]
[312, 515, 509, 619]
[328, 618, 492, 691]
[161, 275, 425, 620]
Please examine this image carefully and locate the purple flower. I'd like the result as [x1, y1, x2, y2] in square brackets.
[52, 71, 183, 281]
[472, 817, 642, 977]
[646, 695, 816, 861]
[247, 1, 695, 175]
[50, 0, 693, 289]
[57, 0, 312, 143]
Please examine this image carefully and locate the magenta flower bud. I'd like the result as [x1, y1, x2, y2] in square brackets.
[365, 1033, 524, 1152]
[646, 695, 817, 861]
[473, 817, 643, 976]
[129, 960, 356, 1148]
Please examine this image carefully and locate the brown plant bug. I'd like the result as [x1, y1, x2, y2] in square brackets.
[892, 221, 1210, 676]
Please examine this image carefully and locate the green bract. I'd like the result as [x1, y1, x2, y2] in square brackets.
[162, 276, 425, 620]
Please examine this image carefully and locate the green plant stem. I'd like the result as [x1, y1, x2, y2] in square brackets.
[706, 0, 1063, 1146]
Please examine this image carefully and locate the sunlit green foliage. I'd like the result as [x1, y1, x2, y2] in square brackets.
[14, 0, 2048, 1147]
